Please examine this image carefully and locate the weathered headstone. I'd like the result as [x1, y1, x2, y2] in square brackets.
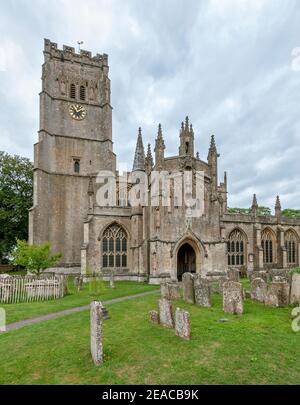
[219, 276, 229, 294]
[149, 310, 160, 324]
[290, 273, 300, 304]
[223, 281, 243, 314]
[160, 283, 170, 299]
[159, 298, 174, 328]
[194, 276, 211, 307]
[182, 272, 195, 303]
[251, 277, 267, 302]
[168, 282, 181, 299]
[227, 268, 240, 282]
[90, 301, 103, 365]
[265, 281, 290, 307]
[110, 271, 115, 289]
[175, 308, 190, 340]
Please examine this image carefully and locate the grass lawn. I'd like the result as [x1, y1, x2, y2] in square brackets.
[0, 292, 299, 384]
[2, 280, 158, 324]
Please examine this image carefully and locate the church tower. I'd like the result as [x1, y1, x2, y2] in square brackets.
[29, 39, 116, 271]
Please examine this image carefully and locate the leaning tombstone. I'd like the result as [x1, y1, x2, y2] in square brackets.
[271, 281, 290, 307]
[159, 298, 174, 328]
[251, 277, 267, 303]
[194, 275, 211, 307]
[90, 301, 103, 365]
[290, 272, 300, 304]
[175, 308, 191, 340]
[223, 281, 243, 314]
[149, 310, 159, 324]
[182, 273, 195, 303]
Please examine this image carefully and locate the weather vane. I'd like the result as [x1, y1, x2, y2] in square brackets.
[77, 41, 84, 52]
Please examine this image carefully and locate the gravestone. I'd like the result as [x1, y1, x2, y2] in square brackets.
[219, 276, 229, 294]
[159, 298, 174, 328]
[110, 271, 115, 289]
[182, 273, 195, 303]
[149, 310, 159, 324]
[290, 273, 300, 304]
[161, 282, 180, 300]
[194, 276, 211, 307]
[223, 281, 243, 314]
[168, 282, 181, 299]
[265, 281, 290, 307]
[90, 301, 103, 365]
[175, 308, 191, 340]
[160, 283, 170, 299]
[227, 268, 240, 282]
[251, 277, 267, 302]
[249, 271, 268, 283]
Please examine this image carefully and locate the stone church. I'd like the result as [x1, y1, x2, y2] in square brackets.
[29, 40, 300, 283]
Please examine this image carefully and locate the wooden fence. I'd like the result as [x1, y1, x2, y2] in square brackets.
[0, 275, 66, 304]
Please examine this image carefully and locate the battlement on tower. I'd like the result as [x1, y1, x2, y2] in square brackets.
[44, 39, 108, 68]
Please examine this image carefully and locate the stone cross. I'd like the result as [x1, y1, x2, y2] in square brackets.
[90, 301, 103, 365]
[194, 275, 211, 307]
[159, 298, 174, 328]
[182, 272, 195, 304]
[250, 277, 267, 302]
[290, 273, 300, 304]
[223, 281, 243, 314]
[175, 308, 191, 340]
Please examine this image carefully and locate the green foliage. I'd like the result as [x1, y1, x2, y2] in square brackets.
[290, 267, 300, 275]
[228, 206, 271, 215]
[282, 209, 300, 218]
[12, 240, 62, 275]
[0, 151, 33, 262]
[0, 292, 299, 384]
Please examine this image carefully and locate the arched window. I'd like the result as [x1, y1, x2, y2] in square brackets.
[261, 228, 276, 264]
[227, 229, 246, 266]
[285, 230, 298, 265]
[70, 83, 76, 99]
[74, 160, 80, 173]
[80, 85, 86, 101]
[102, 224, 127, 268]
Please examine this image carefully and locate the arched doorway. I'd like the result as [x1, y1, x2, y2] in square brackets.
[177, 243, 196, 281]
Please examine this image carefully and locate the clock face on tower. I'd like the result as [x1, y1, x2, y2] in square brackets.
[69, 104, 87, 120]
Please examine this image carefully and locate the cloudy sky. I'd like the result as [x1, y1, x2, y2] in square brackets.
[0, 0, 300, 210]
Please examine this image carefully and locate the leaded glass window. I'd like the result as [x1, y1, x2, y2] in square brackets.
[102, 224, 127, 268]
[227, 229, 246, 266]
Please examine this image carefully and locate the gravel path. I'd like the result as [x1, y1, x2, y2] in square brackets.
[5, 289, 159, 332]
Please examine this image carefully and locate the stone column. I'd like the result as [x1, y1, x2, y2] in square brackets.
[90, 301, 103, 365]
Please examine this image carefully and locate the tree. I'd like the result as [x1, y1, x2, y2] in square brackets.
[12, 240, 62, 275]
[282, 209, 300, 218]
[0, 151, 33, 262]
